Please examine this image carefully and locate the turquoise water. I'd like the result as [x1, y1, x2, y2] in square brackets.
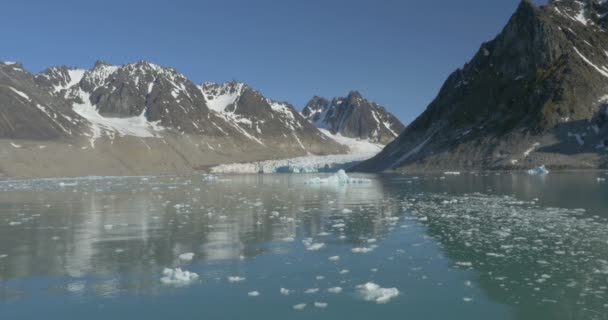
[0, 172, 607, 320]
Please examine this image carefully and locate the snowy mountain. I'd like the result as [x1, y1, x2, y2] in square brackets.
[200, 80, 340, 154]
[0, 60, 347, 177]
[0, 61, 87, 140]
[356, 0, 608, 172]
[302, 91, 404, 144]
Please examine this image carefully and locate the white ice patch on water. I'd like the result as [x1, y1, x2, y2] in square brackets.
[160, 268, 199, 286]
[293, 303, 307, 310]
[227, 276, 246, 283]
[356, 282, 400, 304]
[351, 247, 374, 254]
[327, 287, 343, 294]
[302, 238, 325, 251]
[305, 170, 370, 185]
[248, 291, 260, 296]
[527, 165, 549, 175]
[178, 252, 195, 261]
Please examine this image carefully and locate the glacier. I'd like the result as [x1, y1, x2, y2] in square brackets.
[211, 130, 383, 174]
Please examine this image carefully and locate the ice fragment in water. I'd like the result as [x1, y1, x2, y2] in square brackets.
[160, 268, 199, 286]
[305, 170, 370, 185]
[178, 252, 194, 261]
[356, 282, 399, 304]
[527, 165, 549, 175]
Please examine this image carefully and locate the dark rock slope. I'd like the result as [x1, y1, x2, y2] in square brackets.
[355, 0, 608, 172]
[302, 91, 405, 144]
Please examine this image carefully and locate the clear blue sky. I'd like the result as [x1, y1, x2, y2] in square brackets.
[1, 0, 546, 123]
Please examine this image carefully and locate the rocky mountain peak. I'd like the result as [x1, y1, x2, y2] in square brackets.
[355, 0, 608, 172]
[302, 91, 404, 144]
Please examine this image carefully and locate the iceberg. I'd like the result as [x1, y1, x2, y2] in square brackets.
[160, 268, 199, 286]
[305, 170, 370, 185]
[527, 165, 549, 175]
[356, 282, 400, 304]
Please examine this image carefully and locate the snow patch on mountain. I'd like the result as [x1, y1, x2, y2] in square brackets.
[73, 89, 164, 147]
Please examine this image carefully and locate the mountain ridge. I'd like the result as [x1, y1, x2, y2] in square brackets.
[302, 90, 405, 144]
[354, 0, 608, 172]
[0, 60, 349, 177]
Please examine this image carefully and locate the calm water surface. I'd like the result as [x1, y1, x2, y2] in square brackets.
[0, 172, 607, 320]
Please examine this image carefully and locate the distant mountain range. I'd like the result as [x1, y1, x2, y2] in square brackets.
[0, 60, 402, 177]
[356, 0, 608, 172]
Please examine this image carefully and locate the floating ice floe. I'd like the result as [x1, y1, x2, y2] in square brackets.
[527, 165, 549, 175]
[178, 252, 195, 261]
[304, 288, 319, 294]
[328, 255, 340, 261]
[327, 287, 343, 294]
[160, 268, 199, 286]
[303, 238, 325, 251]
[248, 291, 260, 297]
[314, 302, 328, 308]
[293, 303, 307, 310]
[227, 276, 246, 283]
[356, 282, 400, 304]
[280, 288, 292, 296]
[351, 247, 374, 254]
[202, 175, 219, 182]
[597, 177, 606, 182]
[305, 170, 371, 185]
[342, 208, 353, 214]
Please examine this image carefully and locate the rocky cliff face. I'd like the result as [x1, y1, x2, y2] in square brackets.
[302, 91, 405, 144]
[0, 62, 87, 140]
[355, 0, 608, 172]
[0, 60, 347, 177]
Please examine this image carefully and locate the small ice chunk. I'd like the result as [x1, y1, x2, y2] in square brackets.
[178, 252, 195, 261]
[339, 269, 350, 275]
[305, 170, 371, 185]
[527, 165, 549, 175]
[342, 208, 353, 214]
[302, 239, 325, 251]
[202, 175, 219, 182]
[248, 291, 260, 297]
[356, 282, 400, 304]
[351, 247, 374, 253]
[327, 287, 343, 294]
[160, 268, 199, 286]
[314, 302, 328, 308]
[304, 288, 319, 294]
[293, 303, 307, 310]
[228, 276, 246, 283]
[463, 297, 473, 303]
[328, 255, 340, 261]
[280, 288, 292, 296]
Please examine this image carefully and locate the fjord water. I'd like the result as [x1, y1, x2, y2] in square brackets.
[0, 172, 607, 320]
